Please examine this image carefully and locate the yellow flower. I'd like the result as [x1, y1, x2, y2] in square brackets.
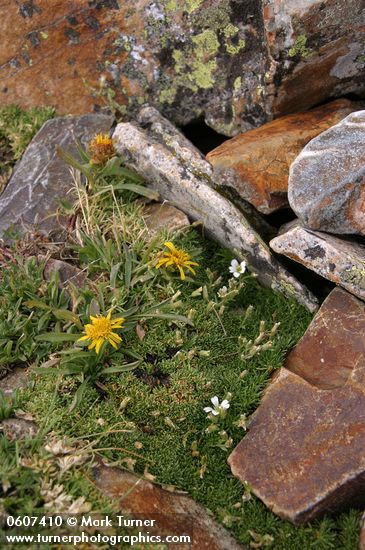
[88, 133, 115, 165]
[156, 241, 199, 280]
[78, 309, 125, 354]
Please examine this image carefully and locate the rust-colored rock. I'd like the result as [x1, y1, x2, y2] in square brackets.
[228, 287, 365, 524]
[0, 1, 363, 136]
[206, 100, 356, 214]
[144, 203, 190, 236]
[92, 462, 245, 550]
[270, 222, 365, 302]
[286, 288, 365, 390]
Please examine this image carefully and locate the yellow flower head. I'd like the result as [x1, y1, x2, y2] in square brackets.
[156, 241, 199, 280]
[78, 309, 125, 354]
[88, 133, 115, 165]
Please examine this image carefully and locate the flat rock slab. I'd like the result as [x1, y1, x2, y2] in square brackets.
[286, 288, 365, 389]
[228, 287, 365, 524]
[288, 110, 365, 235]
[144, 203, 190, 236]
[270, 223, 365, 301]
[113, 111, 318, 313]
[92, 462, 245, 550]
[0, 113, 113, 239]
[207, 99, 356, 214]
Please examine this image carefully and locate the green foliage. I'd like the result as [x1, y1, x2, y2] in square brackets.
[0, 257, 69, 369]
[0, 105, 55, 191]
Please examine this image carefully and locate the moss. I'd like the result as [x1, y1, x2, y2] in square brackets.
[288, 35, 311, 59]
[159, 88, 177, 104]
[233, 76, 242, 92]
[191, 29, 220, 57]
[223, 23, 239, 38]
[184, 0, 204, 13]
[225, 38, 245, 55]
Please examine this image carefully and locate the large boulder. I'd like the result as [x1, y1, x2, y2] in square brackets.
[0, 1, 363, 136]
[207, 99, 357, 214]
[0, 113, 114, 239]
[288, 110, 365, 235]
[228, 287, 365, 524]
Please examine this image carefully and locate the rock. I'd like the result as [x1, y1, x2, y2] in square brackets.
[285, 287, 365, 390]
[139, 106, 275, 241]
[270, 222, 365, 302]
[1, 418, 38, 440]
[42, 258, 86, 288]
[207, 100, 357, 214]
[0, 2, 363, 136]
[265, 1, 365, 118]
[0, 113, 114, 239]
[288, 110, 365, 235]
[228, 287, 365, 524]
[0, 368, 29, 397]
[112, 114, 318, 312]
[144, 203, 190, 235]
[92, 461, 246, 550]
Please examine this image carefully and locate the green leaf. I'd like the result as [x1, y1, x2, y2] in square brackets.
[69, 380, 88, 412]
[23, 299, 50, 310]
[110, 262, 122, 290]
[103, 361, 140, 374]
[112, 183, 159, 200]
[52, 309, 82, 327]
[123, 244, 132, 292]
[35, 333, 79, 343]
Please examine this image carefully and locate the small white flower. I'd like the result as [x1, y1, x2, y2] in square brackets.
[229, 259, 246, 278]
[203, 396, 230, 416]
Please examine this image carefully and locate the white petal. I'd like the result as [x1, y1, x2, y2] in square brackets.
[233, 272, 240, 278]
[228, 266, 235, 274]
[203, 407, 213, 413]
[211, 396, 219, 407]
[220, 400, 230, 409]
[211, 410, 220, 416]
[240, 261, 247, 273]
[230, 259, 239, 269]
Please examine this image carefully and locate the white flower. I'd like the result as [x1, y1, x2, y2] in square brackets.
[203, 396, 230, 416]
[229, 259, 246, 278]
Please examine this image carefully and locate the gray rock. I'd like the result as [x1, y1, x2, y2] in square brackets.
[270, 222, 365, 301]
[1, 418, 38, 440]
[112, 114, 318, 312]
[0, 113, 114, 240]
[0, 368, 29, 397]
[288, 110, 365, 235]
[42, 257, 87, 289]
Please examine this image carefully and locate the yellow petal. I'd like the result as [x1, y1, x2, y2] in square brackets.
[164, 242, 177, 253]
[95, 339, 104, 354]
[178, 266, 186, 280]
[77, 334, 90, 342]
